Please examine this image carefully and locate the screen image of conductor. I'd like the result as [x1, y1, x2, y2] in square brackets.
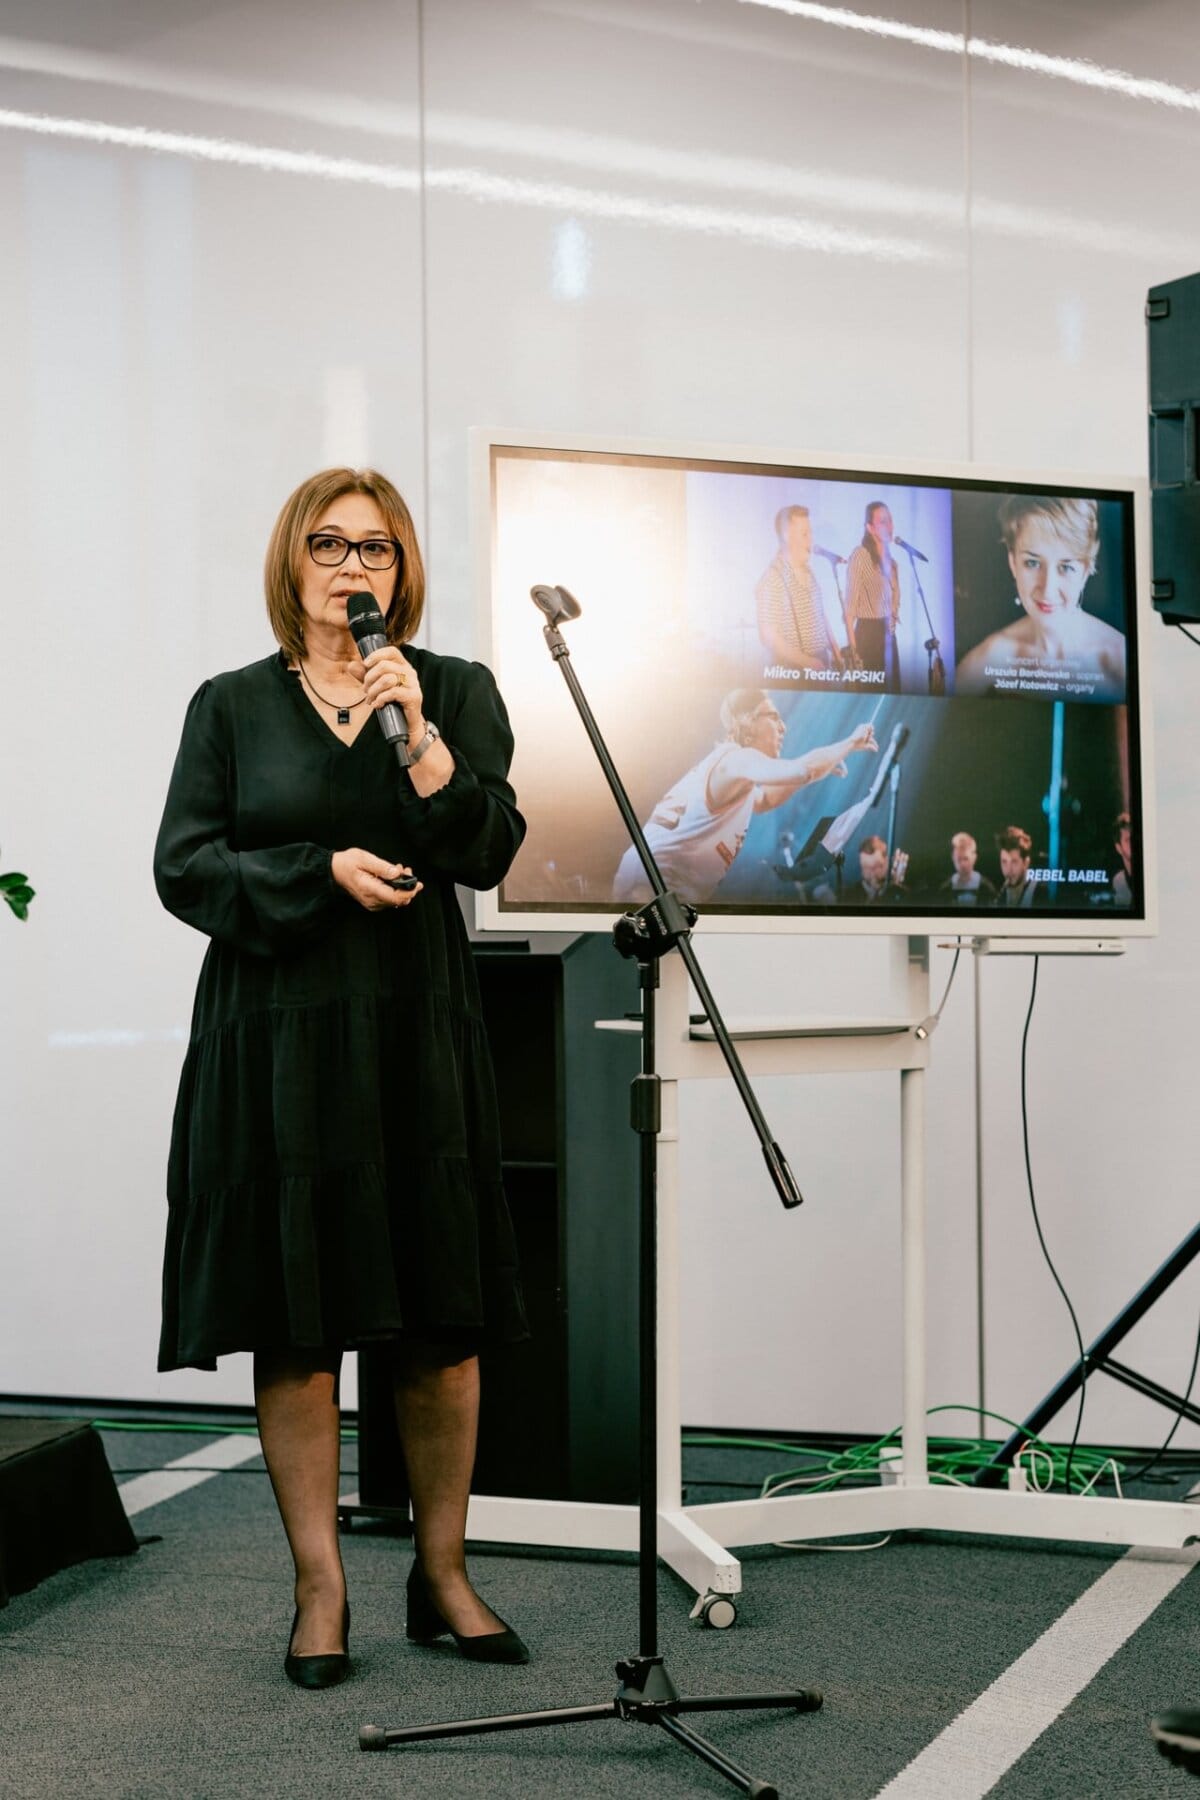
[612, 689, 880, 905]
[502, 684, 1135, 916]
[703, 691, 1133, 913]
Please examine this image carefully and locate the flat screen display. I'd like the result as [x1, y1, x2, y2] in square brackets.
[479, 438, 1151, 936]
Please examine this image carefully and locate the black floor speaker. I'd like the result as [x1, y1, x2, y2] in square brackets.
[355, 933, 642, 1518]
[1148, 270, 1200, 624]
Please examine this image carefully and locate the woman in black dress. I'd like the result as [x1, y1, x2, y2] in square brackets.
[154, 468, 529, 1685]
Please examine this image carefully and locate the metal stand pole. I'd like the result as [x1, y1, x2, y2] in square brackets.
[901, 1066, 928, 1485]
[900, 544, 944, 696]
[976, 1222, 1200, 1483]
[883, 764, 902, 895]
[973, 951, 987, 1441]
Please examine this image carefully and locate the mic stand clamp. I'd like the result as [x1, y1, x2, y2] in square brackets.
[612, 892, 697, 964]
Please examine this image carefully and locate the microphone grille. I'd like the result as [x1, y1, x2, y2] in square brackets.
[346, 589, 385, 640]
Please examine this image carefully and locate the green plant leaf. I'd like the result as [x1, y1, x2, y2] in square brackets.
[1, 873, 34, 918]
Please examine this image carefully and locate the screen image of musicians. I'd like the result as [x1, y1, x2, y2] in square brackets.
[830, 822, 1048, 909]
[613, 688, 879, 905]
[755, 505, 846, 675]
[954, 496, 1127, 703]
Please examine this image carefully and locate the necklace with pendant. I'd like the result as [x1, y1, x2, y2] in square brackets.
[299, 660, 368, 727]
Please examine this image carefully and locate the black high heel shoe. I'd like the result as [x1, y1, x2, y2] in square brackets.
[406, 1561, 529, 1665]
[284, 1600, 351, 1688]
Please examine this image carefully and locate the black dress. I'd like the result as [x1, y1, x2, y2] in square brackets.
[153, 647, 529, 1373]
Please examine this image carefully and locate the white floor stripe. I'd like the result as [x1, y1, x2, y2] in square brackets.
[874, 1544, 1200, 1799]
[118, 1432, 263, 1518]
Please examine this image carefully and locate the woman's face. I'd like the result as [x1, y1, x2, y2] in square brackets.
[867, 506, 893, 551]
[297, 490, 397, 641]
[1008, 520, 1093, 623]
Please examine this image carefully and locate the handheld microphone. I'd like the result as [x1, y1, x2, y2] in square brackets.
[813, 545, 847, 565]
[895, 537, 928, 563]
[346, 590, 411, 768]
[865, 723, 910, 808]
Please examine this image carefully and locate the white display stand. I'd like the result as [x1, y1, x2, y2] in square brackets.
[451, 937, 1198, 1614]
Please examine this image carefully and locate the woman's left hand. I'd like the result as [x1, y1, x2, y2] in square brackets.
[351, 646, 426, 739]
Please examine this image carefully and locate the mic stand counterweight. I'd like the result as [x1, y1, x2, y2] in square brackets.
[361, 588, 822, 1795]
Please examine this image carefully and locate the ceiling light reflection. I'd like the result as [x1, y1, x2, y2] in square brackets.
[737, 0, 1200, 113]
[0, 106, 942, 262]
[431, 165, 942, 260]
[0, 105, 417, 185]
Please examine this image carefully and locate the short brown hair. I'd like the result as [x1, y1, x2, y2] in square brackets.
[774, 504, 810, 539]
[996, 825, 1032, 858]
[859, 835, 888, 857]
[264, 467, 426, 662]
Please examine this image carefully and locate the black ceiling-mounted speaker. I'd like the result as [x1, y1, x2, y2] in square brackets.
[1147, 270, 1200, 624]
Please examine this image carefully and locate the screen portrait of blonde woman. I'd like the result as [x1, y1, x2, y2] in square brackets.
[954, 495, 1126, 703]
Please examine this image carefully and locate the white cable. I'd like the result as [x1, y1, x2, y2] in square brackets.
[763, 1469, 894, 1550]
[914, 944, 964, 1039]
[772, 1535, 894, 1552]
[1077, 1457, 1124, 1500]
[1025, 1444, 1055, 1492]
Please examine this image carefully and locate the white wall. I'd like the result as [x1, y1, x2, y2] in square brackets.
[1, 1, 1199, 1452]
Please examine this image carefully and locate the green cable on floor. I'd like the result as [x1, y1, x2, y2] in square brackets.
[684, 1405, 1146, 1498]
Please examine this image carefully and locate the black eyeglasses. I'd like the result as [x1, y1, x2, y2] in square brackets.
[306, 532, 402, 571]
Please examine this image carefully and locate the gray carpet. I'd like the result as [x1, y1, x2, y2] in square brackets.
[0, 1427, 1197, 1798]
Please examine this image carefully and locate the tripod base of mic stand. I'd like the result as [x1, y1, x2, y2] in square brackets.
[361, 1653, 822, 1798]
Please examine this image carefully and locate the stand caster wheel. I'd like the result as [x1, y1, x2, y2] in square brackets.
[696, 1592, 737, 1630]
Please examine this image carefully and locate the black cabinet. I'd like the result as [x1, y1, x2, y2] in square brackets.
[355, 934, 641, 1512]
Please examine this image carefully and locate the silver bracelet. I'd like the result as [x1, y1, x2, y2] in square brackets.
[409, 720, 441, 764]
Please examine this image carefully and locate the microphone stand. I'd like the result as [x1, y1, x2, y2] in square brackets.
[360, 585, 821, 1796]
[900, 544, 944, 697]
[817, 551, 855, 668]
[883, 763, 902, 897]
